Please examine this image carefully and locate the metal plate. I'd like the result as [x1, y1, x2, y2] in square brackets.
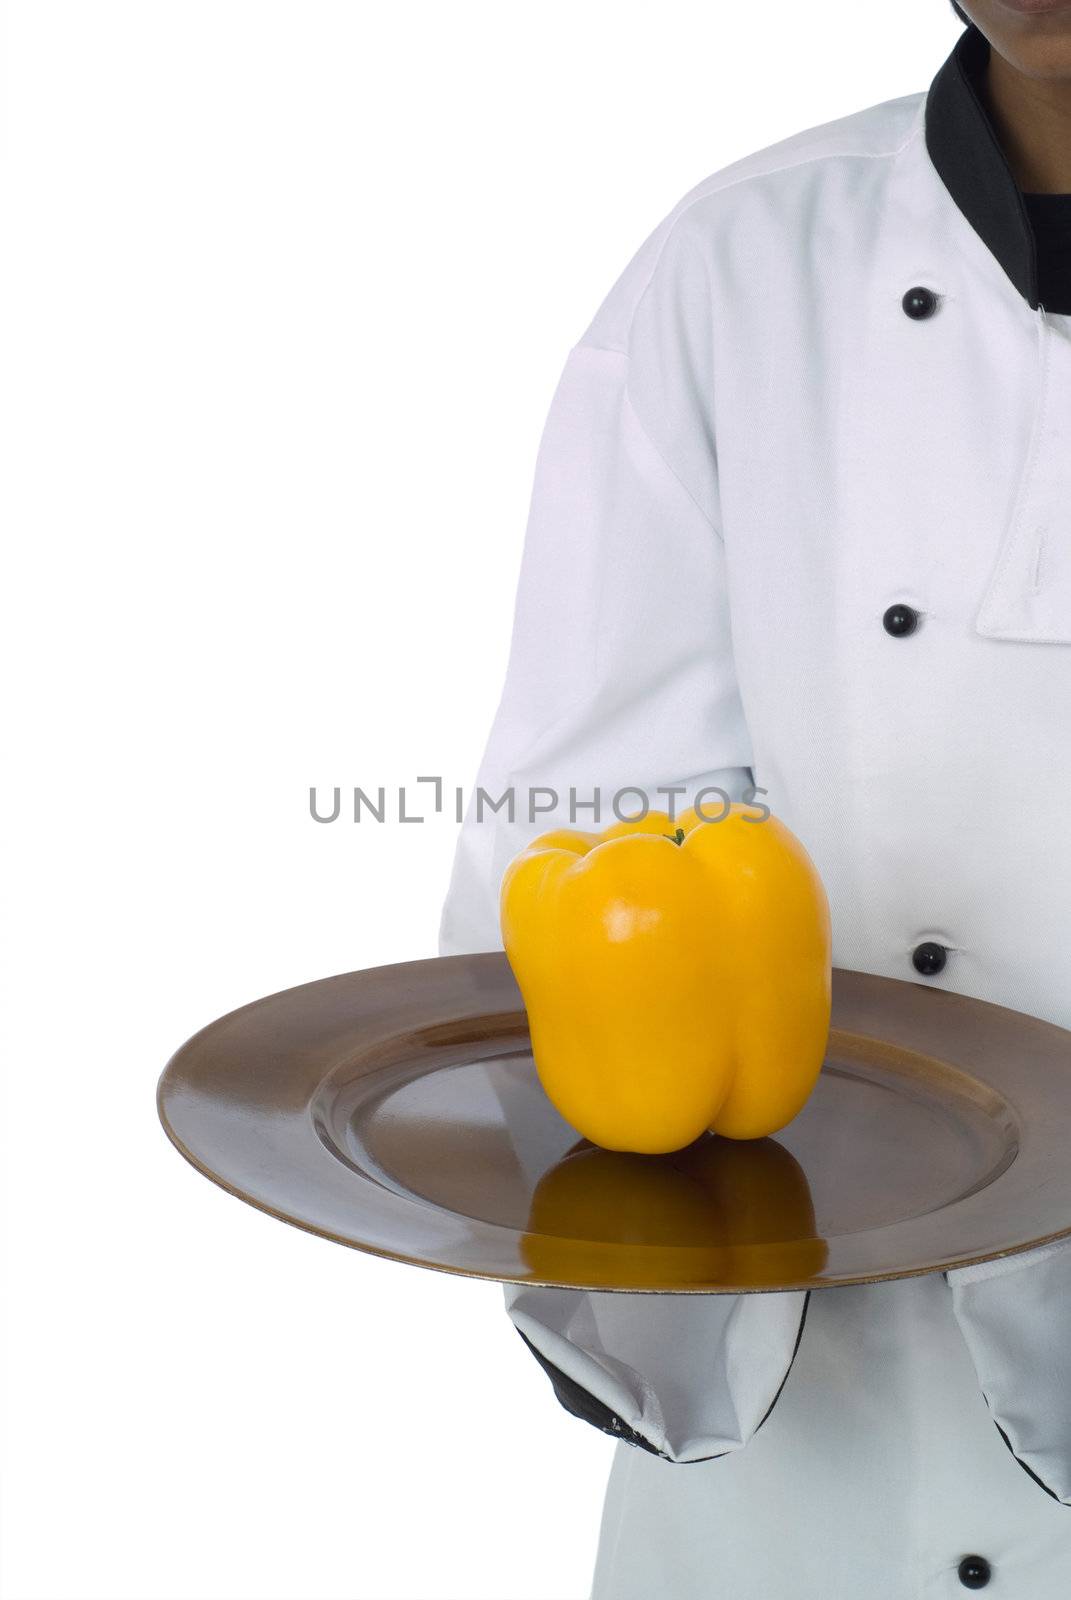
[158, 954, 1071, 1292]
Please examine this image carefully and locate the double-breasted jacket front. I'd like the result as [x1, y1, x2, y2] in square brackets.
[440, 24, 1071, 1599]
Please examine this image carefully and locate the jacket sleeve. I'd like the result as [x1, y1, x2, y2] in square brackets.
[503, 1282, 809, 1463]
[948, 1238, 1071, 1504]
[437, 198, 810, 1462]
[438, 198, 756, 955]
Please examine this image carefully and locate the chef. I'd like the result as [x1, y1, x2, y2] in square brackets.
[439, 5, 1071, 1597]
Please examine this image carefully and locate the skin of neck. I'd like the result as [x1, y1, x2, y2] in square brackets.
[960, 3, 1071, 190]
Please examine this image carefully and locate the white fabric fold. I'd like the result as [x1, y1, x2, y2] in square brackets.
[504, 1282, 808, 1464]
[948, 1237, 1071, 1504]
[437, 213, 756, 961]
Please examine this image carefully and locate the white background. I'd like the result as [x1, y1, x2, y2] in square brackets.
[1, 4, 965, 1597]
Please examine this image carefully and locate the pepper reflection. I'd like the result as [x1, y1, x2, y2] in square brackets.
[521, 1132, 828, 1287]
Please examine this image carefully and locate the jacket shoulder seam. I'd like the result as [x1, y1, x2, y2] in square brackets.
[578, 111, 924, 363]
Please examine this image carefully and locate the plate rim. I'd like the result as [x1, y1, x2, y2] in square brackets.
[157, 954, 1071, 1293]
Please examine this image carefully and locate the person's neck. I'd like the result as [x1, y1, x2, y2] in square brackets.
[982, 50, 1071, 192]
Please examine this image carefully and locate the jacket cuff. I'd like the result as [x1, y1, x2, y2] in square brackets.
[504, 1281, 809, 1464]
[948, 1237, 1071, 1503]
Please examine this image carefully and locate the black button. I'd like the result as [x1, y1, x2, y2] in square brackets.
[902, 285, 939, 319]
[958, 1554, 992, 1589]
[883, 603, 919, 637]
[913, 941, 948, 977]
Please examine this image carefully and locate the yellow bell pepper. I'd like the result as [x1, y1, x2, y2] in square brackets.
[499, 803, 832, 1154]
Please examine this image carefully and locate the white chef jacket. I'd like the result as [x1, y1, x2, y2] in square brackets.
[439, 22, 1071, 1599]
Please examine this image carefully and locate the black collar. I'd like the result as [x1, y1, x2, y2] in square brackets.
[925, 23, 1040, 308]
